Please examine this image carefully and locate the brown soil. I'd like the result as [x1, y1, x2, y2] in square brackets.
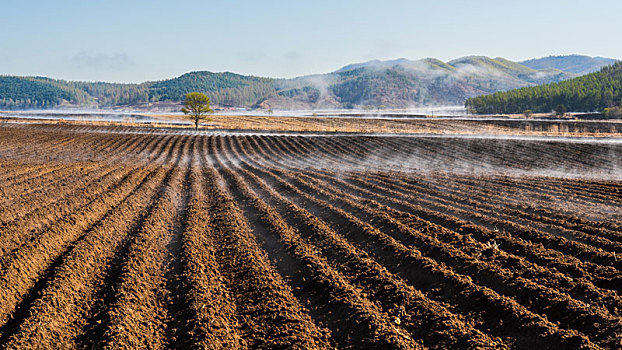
[0, 122, 620, 349]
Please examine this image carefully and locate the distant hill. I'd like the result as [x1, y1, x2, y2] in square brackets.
[465, 61, 622, 114]
[148, 71, 276, 106]
[0, 55, 616, 110]
[261, 56, 576, 109]
[0, 73, 277, 110]
[520, 55, 618, 75]
[0, 76, 95, 109]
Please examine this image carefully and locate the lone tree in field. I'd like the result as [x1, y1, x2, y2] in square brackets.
[182, 92, 213, 130]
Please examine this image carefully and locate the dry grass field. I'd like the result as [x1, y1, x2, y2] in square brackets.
[0, 121, 621, 349]
[3, 111, 622, 136]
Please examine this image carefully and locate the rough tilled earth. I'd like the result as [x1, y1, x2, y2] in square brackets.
[0, 123, 621, 349]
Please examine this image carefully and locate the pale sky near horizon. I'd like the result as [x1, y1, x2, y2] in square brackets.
[1, 0, 621, 83]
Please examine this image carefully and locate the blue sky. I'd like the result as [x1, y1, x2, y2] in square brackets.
[1, 0, 621, 82]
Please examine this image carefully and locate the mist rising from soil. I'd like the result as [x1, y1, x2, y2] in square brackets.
[1, 122, 620, 181]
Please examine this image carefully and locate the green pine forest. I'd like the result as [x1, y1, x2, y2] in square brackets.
[465, 62, 622, 114]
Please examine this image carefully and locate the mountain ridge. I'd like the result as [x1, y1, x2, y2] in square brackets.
[0, 55, 616, 110]
[520, 55, 618, 75]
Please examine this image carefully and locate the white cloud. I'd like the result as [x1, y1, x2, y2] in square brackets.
[70, 51, 135, 70]
[283, 50, 301, 62]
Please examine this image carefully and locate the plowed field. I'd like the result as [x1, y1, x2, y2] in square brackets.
[0, 123, 621, 349]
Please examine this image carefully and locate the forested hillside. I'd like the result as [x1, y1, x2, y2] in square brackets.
[148, 71, 276, 106]
[260, 56, 577, 109]
[66, 81, 150, 106]
[0, 73, 277, 109]
[465, 62, 622, 114]
[0, 55, 614, 110]
[0, 77, 91, 109]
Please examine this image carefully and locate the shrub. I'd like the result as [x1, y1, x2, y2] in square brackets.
[603, 106, 622, 118]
